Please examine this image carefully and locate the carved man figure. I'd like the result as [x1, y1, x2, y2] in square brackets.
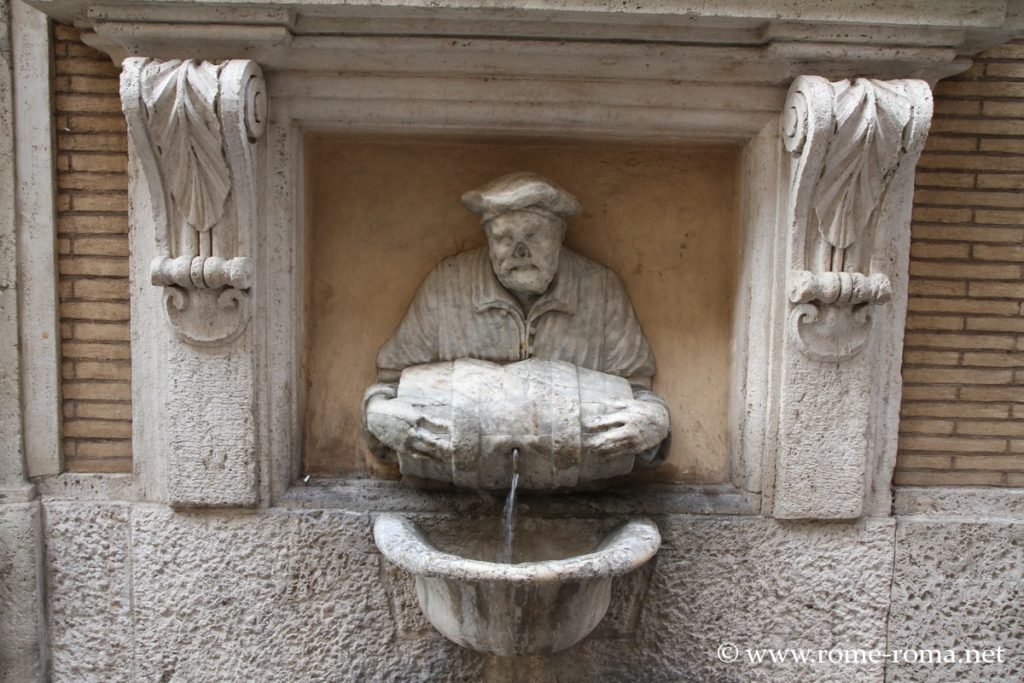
[364, 172, 669, 478]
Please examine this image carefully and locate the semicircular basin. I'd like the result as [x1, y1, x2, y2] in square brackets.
[373, 514, 661, 656]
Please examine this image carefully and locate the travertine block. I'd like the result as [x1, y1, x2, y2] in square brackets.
[44, 502, 132, 682]
[0, 504, 44, 683]
[887, 519, 1024, 682]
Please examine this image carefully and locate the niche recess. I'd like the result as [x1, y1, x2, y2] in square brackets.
[303, 134, 740, 484]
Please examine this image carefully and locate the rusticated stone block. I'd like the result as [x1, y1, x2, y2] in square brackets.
[40, 504, 905, 681]
[544, 517, 895, 682]
[0, 503, 44, 683]
[886, 519, 1024, 683]
[128, 506, 483, 682]
[44, 502, 132, 682]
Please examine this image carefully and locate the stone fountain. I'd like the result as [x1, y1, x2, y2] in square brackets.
[374, 515, 660, 656]
[365, 172, 670, 656]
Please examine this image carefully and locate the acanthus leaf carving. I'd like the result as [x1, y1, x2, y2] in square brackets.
[121, 57, 267, 347]
[782, 76, 931, 363]
[813, 79, 912, 253]
[141, 60, 232, 235]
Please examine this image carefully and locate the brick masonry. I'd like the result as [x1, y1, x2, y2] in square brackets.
[49, 25, 1023, 486]
[54, 24, 132, 474]
[897, 39, 1024, 487]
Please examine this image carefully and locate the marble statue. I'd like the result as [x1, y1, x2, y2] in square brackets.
[362, 172, 670, 488]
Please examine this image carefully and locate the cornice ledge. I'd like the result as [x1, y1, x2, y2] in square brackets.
[24, 0, 1024, 30]
[26, 0, 1024, 83]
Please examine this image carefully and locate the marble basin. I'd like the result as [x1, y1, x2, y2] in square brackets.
[373, 514, 661, 656]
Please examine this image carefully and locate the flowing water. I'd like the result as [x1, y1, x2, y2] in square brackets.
[501, 448, 520, 564]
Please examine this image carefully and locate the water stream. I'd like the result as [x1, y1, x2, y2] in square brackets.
[501, 448, 520, 564]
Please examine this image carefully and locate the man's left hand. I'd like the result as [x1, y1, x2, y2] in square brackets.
[581, 398, 669, 459]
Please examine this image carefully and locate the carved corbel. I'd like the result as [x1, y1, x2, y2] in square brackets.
[781, 76, 930, 362]
[121, 58, 266, 347]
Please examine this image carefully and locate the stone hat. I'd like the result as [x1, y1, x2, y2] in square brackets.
[461, 172, 582, 221]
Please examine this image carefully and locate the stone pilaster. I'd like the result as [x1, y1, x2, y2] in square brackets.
[772, 76, 933, 518]
[0, 1, 46, 680]
[120, 57, 267, 507]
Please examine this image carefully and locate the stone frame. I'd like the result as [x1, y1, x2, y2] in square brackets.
[264, 89, 768, 513]
[124, 51, 927, 518]
[27, 0, 1024, 519]
[12, 0, 62, 479]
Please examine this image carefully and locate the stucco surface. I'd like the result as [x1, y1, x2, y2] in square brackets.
[42, 503, 903, 682]
[886, 518, 1024, 683]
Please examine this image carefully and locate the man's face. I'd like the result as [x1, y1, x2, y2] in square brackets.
[485, 210, 563, 296]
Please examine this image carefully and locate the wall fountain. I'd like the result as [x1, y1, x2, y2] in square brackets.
[366, 172, 668, 656]
[13, 2, 1005, 678]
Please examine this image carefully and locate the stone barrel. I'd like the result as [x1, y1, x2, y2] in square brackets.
[396, 358, 636, 489]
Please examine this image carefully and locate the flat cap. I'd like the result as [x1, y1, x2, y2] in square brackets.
[461, 172, 582, 221]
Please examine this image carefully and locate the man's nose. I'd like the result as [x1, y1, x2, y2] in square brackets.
[513, 242, 529, 258]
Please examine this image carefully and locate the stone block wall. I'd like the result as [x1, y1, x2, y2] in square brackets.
[897, 39, 1024, 487]
[35, 499, 1024, 682]
[40, 503, 901, 682]
[53, 24, 132, 473]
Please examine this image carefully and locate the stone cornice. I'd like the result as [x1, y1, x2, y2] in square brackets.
[26, 0, 1024, 82]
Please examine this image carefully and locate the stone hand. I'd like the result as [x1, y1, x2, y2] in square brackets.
[365, 395, 451, 459]
[581, 398, 669, 459]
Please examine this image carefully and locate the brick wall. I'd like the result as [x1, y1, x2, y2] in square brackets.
[896, 40, 1024, 487]
[54, 24, 132, 473]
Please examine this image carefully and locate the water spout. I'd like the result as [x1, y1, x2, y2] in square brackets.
[501, 448, 520, 563]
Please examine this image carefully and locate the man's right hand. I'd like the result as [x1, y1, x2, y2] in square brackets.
[364, 394, 451, 460]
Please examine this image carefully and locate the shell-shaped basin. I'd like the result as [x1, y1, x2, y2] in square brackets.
[373, 514, 661, 656]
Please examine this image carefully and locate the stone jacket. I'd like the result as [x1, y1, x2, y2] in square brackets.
[376, 246, 657, 388]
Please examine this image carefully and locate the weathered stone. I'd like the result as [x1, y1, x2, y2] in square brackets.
[374, 514, 661, 656]
[128, 505, 484, 682]
[7, 4, 1024, 683]
[0, 0, 30, 501]
[545, 517, 896, 682]
[120, 57, 266, 507]
[43, 502, 132, 682]
[894, 486, 1024, 518]
[363, 173, 671, 655]
[886, 519, 1024, 683]
[36, 505, 906, 681]
[388, 359, 657, 488]
[121, 57, 262, 347]
[772, 77, 933, 520]
[0, 503, 44, 683]
[13, 0, 61, 479]
[380, 558, 444, 641]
